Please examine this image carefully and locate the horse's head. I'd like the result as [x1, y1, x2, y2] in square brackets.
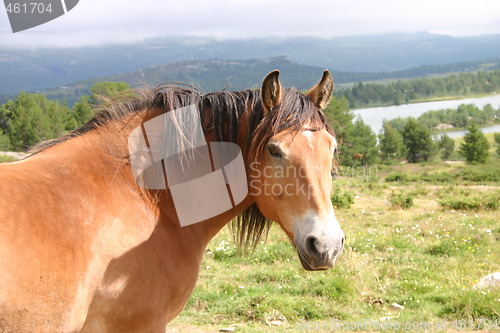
[250, 70, 344, 271]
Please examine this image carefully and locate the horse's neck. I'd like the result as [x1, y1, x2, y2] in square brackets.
[151, 105, 256, 247]
[31, 108, 254, 251]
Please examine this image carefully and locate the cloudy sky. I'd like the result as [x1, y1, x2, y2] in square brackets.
[1, 0, 499, 48]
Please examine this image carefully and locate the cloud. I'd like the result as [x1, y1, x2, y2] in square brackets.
[1, 0, 499, 48]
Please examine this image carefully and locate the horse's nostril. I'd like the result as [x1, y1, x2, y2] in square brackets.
[341, 237, 345, 247]
[305, 236, 319, 257]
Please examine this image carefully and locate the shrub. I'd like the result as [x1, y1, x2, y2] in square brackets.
[458, 168, 500, 182]
[439, 193, 499, 210]
[389, 191, 414, 209]
[419, 172, 455, 183]
[385, 172, 417, 182]
[331, 186, 354, 209]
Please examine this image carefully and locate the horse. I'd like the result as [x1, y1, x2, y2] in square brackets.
[0, 70, 344, 332]
[352, 153, 364, 161]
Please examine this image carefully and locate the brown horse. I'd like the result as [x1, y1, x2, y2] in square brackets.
[0, 70, 344, 332]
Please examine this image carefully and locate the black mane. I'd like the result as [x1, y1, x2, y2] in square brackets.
[30, 83, 334, 250]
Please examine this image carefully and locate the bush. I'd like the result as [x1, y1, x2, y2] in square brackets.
[439, 193, 499, 210]
[458, 168, 500, 182]
[389, 191, 414, 209]
[419, 172, 455, 183]
[385, 172, 417, 182]
[331, 186, 354, 209]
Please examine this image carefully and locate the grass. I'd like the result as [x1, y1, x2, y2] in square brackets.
[0, 155, 16, 163]
[169, 161, 500, 332]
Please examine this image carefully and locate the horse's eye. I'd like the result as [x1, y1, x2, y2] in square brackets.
[268, 144, 282, 158]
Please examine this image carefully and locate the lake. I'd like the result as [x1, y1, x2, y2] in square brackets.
[353, 95, 500, 135]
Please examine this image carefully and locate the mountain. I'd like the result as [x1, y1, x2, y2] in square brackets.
[69, 56, 324, 92]
[2, 56, 499, 107]
[32, 57, 326, 105]
[1, 32, 499, 95]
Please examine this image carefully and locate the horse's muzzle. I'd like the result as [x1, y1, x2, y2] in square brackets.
[296, 234, 344, 271]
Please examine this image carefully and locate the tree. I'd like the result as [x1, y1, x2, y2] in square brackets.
[71, 95, 94, 127]
[0, 101, 11, 133]
[438, 134, 455, 160]
[347, 117, 379, 166]
[495, 133, 500, 157]
[459, 122, 490, 164]
[379, 122, 406, 163]
[402, 118, 436, 162]
[6, 92, 69, 151]
[7, 92, 48, 150]
[324, 96, 355, 165]
[0, 129, 11, 150]
[90, 82, 131, 105]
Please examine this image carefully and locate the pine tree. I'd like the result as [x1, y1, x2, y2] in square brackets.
[459, 122, 490, 164]
[323, 96, 355, 165]
[72, 95, 94, 126]
[438, 134, 455, 160]
[6, 92, 68, 151]
[7, 92, 47, 150]
[90, 82, 131, 105]
[0, 129, 11, 150]
[402, 118, 436, 162]
[349, 117, 379, 166]
[379, 122, 406, 163]
[494, 133, 500, 157]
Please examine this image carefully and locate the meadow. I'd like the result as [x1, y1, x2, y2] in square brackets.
[169, 139, 500, 332]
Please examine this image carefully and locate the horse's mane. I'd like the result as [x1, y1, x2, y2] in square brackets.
[30, 84, 334, 251]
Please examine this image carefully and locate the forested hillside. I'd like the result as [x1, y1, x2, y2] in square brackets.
[2, 57, 498, 108]
[335, 70, 500, 108]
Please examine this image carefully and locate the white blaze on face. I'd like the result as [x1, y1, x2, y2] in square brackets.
[302, 130, 314, 149]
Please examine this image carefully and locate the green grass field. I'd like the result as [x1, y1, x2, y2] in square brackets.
[170, 156, 500, 332]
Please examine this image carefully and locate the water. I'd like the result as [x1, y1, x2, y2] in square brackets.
[353, 95, 500, 135]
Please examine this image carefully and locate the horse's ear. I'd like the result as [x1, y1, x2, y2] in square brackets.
[261, 70, 283, 117]
[306, 70, 334, 110]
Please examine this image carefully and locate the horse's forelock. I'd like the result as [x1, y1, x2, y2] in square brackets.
[249, 88, 333, 161]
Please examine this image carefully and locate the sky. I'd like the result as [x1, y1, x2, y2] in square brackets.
[1, 0, 499, 48]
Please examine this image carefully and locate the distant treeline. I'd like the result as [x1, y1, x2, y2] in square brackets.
[333, 58, 500, 86]
[334, 70, 500, 108]
[1, 57, 499, 108]
[385, 104, 500, 132]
